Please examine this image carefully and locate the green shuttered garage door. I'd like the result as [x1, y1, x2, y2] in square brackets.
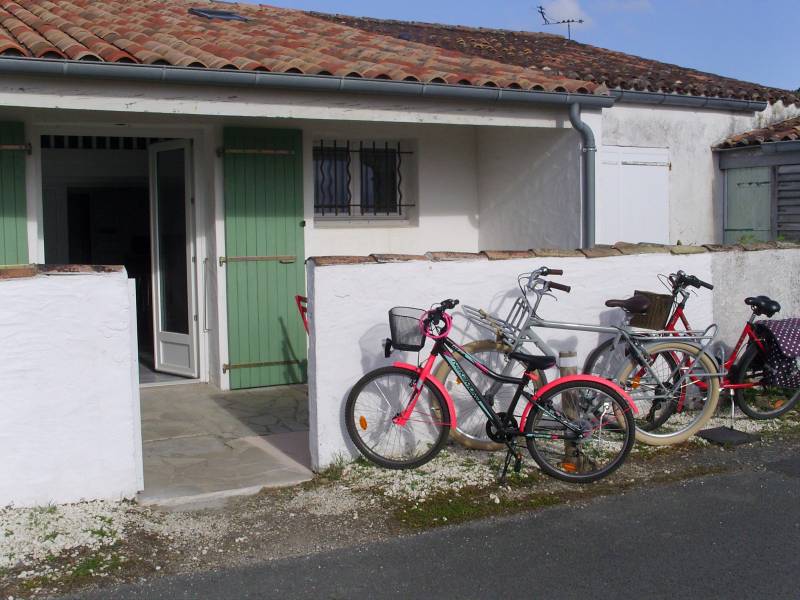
[0, 122, 28, 266]
[223, 128, 307, 389]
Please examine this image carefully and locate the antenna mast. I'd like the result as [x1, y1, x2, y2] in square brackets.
[537, 5, 584, 40]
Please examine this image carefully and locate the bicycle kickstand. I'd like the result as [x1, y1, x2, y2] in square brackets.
[499, 442, 524, 485]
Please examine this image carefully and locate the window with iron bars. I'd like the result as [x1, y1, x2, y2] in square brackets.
[313, 140, 414, 219]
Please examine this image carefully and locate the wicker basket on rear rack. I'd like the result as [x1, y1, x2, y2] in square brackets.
[388, 307, 427, 351]
[629, 291, 674, 330]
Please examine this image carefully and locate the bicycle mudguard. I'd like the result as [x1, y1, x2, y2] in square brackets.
[392, 362, 458, 429]
[519, 374, 638, 431]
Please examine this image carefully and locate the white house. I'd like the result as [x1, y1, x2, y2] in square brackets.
[0, 0, 796, 393]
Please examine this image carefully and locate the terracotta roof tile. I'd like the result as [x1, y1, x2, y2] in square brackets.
[717, 116, 800, 149]
[311, 13, 798, 106]
[0, 0, 606, 95]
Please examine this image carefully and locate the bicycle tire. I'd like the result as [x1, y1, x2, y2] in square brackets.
[433, 340, 547, 451]
[582, 338, 616, 377]
[524, 379, 636, 483]
[584, 338, 677, 431]
[614, 341, 720, 446]
[732, 343, 800, 419]
[346, 366, 451, 469]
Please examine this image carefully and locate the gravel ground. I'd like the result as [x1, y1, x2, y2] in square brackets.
[2, 409, 799, 599]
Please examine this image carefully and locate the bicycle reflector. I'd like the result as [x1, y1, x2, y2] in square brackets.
[359, 415, 368, 430]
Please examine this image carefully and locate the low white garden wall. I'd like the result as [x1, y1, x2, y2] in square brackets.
[307, 245, 800, 469]
[0, 266, 142, 507]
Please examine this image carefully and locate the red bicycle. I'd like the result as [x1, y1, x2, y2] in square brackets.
[584, 271, 800, 421]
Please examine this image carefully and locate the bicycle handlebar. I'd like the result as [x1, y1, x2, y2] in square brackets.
[548, 281, 571, 293]
[671, 270, 713, 292]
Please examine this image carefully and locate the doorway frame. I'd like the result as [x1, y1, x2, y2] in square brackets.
[29, 122, 213, 385]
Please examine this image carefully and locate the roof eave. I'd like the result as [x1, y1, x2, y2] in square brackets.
[0, 56, 616, 108]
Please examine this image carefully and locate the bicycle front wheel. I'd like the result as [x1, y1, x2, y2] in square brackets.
[346, 366, 451, 469]
[524, 380, 635, 483]
[732, 343, 800, 419]
[434, 340, 545, 451]
[615, 341, 720, 446]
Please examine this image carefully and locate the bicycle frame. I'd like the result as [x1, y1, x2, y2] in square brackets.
[664, 297, 765, 390]
[393, 335, 637, 440]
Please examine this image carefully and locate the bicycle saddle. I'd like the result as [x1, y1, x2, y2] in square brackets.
[745, 295, 781, 318]
[604, 294, 651, 315]
[508, 351, 557, 371]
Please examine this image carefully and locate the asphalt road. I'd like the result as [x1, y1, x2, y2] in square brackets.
[70, 454, 800, 600]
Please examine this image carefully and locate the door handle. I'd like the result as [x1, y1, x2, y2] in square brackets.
[219, 255, 296, 266]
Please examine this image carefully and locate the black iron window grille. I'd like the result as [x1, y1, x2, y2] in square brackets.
[314, 140, 415, 218]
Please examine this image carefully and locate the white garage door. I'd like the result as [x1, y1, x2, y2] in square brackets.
[597, 146, 670, 245]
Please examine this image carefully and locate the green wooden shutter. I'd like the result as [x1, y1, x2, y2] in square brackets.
[223, 128, 306, 389]
[0, 122, 28, 266]
[724, 167, 771, 243]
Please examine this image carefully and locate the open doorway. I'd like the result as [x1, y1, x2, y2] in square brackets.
[40, 134, 199, 385]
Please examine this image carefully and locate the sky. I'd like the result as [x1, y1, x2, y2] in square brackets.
[241, 0, 799, 90]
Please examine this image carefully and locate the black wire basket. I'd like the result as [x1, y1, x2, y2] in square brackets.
[629, 290, 674, 330]
[388, 307, 426, 351]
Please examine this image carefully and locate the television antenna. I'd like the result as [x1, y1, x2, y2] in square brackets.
[537, 5, 584, 40]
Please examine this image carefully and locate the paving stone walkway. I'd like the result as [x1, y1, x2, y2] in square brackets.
[138, 383, 312, 506]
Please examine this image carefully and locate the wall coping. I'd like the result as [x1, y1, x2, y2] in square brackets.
[0, 264, 124, 281]
[307, 241, 800, 267]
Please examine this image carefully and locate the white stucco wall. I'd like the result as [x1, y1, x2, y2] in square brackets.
[0, 269, 142, 507]
[307, 248, 800, 468]
[601, 102, 800, 246]
[711, 249, 800, 346]
[477, 126, 581, 250]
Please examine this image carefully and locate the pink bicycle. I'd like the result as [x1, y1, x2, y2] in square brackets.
[345, 298, 638, 483]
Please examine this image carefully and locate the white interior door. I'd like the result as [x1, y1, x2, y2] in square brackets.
[597, 146, 671, 245]
[149, 140, 198, 377]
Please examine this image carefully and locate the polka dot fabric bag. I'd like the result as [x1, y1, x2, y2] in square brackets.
[755, 318, 800, 388]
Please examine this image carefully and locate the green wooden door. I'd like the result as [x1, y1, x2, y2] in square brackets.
[0, 122, 28, 266]
[223, 128, 306, 389]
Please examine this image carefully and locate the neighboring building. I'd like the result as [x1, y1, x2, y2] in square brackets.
[0, 0, 796, 391]
[715, 116, 800, 243]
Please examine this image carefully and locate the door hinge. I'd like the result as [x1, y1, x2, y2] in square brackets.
[194, 314, 198, 322]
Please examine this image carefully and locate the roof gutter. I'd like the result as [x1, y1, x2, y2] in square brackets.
[761, 140, 800, 153]
[0, 56, 616, 108]
[612, 89, 768, 113]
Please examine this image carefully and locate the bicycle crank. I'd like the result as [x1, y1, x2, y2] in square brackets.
[486, 412, 518, 443]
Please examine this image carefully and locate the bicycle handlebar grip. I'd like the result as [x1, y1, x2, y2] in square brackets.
[699, 279, 714, 290]
[548, 281, 571, 293]
[548, 269, 564, 275]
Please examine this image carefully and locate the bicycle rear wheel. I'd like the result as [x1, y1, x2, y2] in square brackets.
[614, 341, 720, 446]
[584, 338, 676, 431]
[524, 380, 635, 483]
[732, 343, 800, 419]
[346, 366, 451, 469]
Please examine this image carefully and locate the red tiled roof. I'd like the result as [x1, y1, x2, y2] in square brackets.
[717, 116, 800, 149]
[310, 13, 799, 106]
[0, 0, 607, 95]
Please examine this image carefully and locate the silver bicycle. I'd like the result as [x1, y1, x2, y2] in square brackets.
[435, 266, 722, 449]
